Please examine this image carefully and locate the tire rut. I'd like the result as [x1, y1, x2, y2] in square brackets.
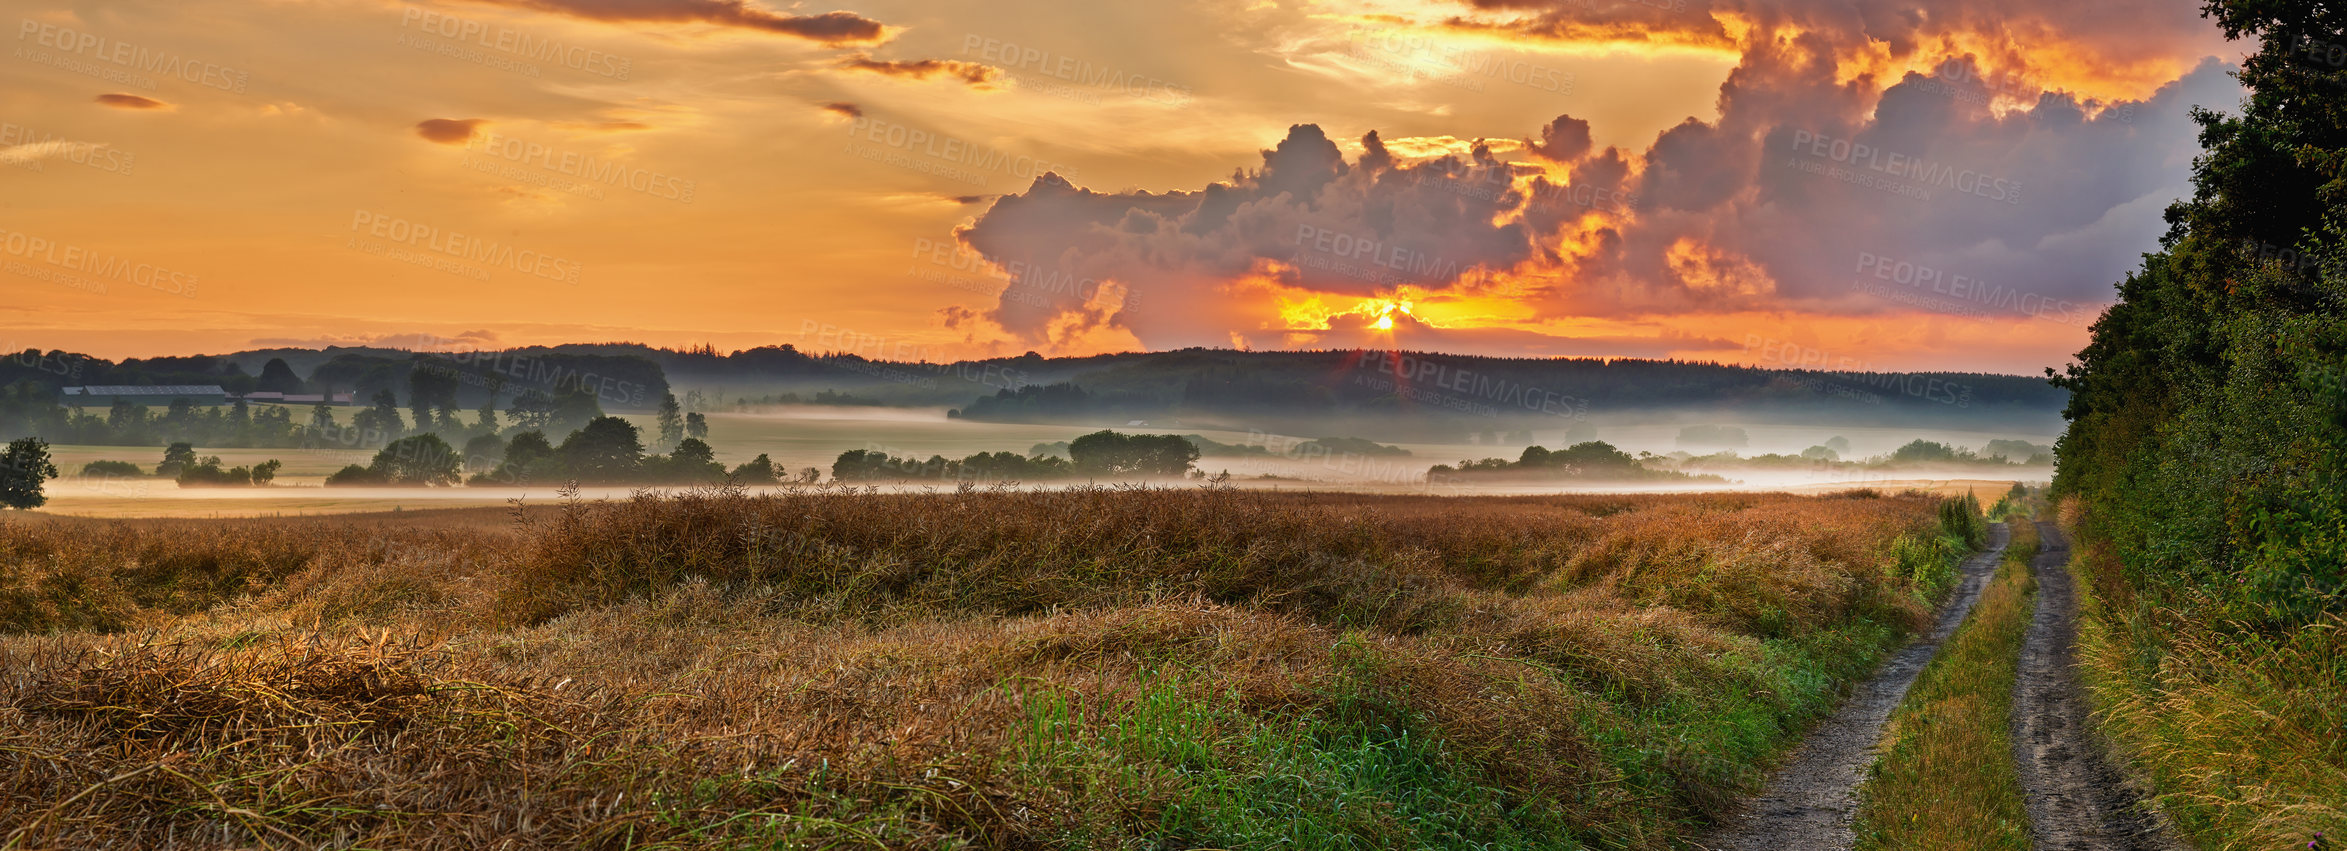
[1699, 522, 2011, 851]
[2011, 521, 2187, 850]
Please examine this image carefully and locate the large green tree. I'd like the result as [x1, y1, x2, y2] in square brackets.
[368, 433, 463, 486]
[0, 437, 58, 509]
[558, 416, 643, 483]
[2053, 0, 2347, 625]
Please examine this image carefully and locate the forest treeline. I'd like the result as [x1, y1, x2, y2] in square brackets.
[2049, 1, 2347, 844]
[3, 343, 2065, 448]
[2053, 0, 2345, 626]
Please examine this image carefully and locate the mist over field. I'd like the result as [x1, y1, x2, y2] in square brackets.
[4, 0, 2341, 846]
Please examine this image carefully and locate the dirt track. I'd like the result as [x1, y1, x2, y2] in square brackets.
[2011, 521, 2186, 850]
[1700, 523, 2011, 851]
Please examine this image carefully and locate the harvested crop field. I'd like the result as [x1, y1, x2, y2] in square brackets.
[0, 486, 1983, 849]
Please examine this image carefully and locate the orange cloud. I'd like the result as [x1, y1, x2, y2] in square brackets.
[835, 54, 1001, 88]
[414, 118, 487, 144]
[819, 101, 863, 118]
[460, 0, 888, 45]
[94, 93, 169, 110]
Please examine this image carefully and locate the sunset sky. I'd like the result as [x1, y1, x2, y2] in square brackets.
[0, 0, 2242, 373]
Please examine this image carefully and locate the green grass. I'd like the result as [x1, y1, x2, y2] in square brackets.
[1020, 655, 1585, 849]
[2061, 505, 2347, 850]
[1853, 521, 2038, 851]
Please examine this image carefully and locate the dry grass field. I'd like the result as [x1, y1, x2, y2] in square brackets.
[0, 486, 1981, 849]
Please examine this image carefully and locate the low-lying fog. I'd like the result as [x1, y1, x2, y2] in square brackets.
[34, 405, 2055, 517]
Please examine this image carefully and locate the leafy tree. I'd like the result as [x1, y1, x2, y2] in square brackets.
[655, 392, 684, 450]
[1888, 440, 1971, 463]
[352, 389, 405, 441]
[832, 448, 897, 481]
[80, 459, 144, 477]
[547, 387, 603, 436]
[506, 430, 555, 468]
[226, 399, 251, 443]
[1429, 441, 1690, 483]
[474, 381, 500, 432]
[0, 437, 58, 509]
[256, 357, 305, 394]
[462, 432, 506, 473]
[644, 437, 723, 483]
[325, 464, 386, 486]
[558, 416, 643, 482]
[251, 459, 280, 485]
[177, 456, 254, 487]
[684, 411, 708, 441]
[1067, 430, 1200, 477]
[106, 399, 146, 432]
[363, 433, 463, 486]
[157, 442, 198, 478]
[506, 389, 553, 431]
[2051, 0, 2347, 626]
[730, 453, 779, 483]
[408, 363, 461, 434]
[473, 429, 556, 485]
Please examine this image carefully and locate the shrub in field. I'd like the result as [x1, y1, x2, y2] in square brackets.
[79, 459, 145, 478]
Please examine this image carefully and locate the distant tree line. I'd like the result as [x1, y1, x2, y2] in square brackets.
[1430, 441, 1712, 483]
[832, 430, 1201, 482]
[0, 348, 668, 451]
[325, 413, 779, 488]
